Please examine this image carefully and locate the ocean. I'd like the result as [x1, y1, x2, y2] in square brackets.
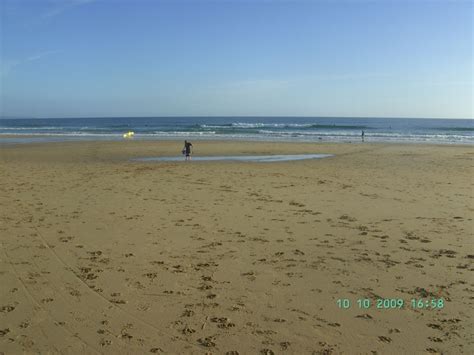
[0, 117, 473, 145]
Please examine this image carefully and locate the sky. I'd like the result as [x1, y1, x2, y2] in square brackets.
[0, 0, 472, 119]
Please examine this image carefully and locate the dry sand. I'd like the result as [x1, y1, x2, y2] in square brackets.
[0, 140, 473, 354]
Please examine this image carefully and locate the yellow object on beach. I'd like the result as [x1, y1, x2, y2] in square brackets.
[123, 131, 135, 138]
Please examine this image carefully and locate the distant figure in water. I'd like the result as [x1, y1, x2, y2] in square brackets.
[361, 130, 365, 142]
[183, 140, 193, 161]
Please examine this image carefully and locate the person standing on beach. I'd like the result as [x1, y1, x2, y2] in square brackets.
[184, 140, 193, 161]
[361, 130, 365, 142]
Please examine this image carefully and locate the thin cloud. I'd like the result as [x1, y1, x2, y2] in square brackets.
[42, 0, 96, 19]
[1, 50, 61, 78]
[223, 79, 290, 90]
[308, 72, 394, 81]
[0, 60, 20, 78]
[25, 50, 62, 62]
[212, 73, 392, 93]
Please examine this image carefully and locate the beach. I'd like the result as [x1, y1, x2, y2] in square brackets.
[0, 140, 472, 354]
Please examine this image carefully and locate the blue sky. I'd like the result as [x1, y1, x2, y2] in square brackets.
[1, 0, 472, 118]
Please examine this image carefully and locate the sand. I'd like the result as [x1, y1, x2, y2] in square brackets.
[0, 140, 473, 354]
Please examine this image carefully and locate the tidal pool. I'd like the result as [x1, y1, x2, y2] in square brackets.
[132, 154, 333, 163]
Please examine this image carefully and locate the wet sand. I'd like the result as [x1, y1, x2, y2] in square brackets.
[0, 140, 473, 354]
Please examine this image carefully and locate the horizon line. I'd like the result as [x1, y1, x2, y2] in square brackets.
[1, 115, 473, 120]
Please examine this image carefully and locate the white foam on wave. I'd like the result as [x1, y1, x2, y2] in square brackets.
[231, 122, 315, 128]
[149, 131, 217, 136]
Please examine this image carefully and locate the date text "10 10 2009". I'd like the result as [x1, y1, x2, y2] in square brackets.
[336, 298, 445, 309]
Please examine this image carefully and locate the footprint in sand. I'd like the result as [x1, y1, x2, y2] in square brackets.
[119, 328, 133, 340]
[198, 336, 216, 347]
[87, 250, 102, 256]
[356, 313, 373, 320]
[414, 287, 437, 298]
[427, 323, 443, 330]
[289, 201, 305, 207]
[403, 232, 419, 240]
[181, 325, 196, 335]
[19, 321, 30, 329]
[211, 317, 235, 329]
[143, 272, 158, 282]
[99, 338, 112, 346]
[0, 305, 15, 313]
[110, 299, 127, 304]
[85, 273, 98, 280]
[339, 214, 357, 222]
[241, 271, 256, 281]
[150, 260, 164, 265]
[378, 336, 392, 343]
[136, 303, 150, 311]
[171, 265, 185, 273]
[433, 249, 457, 258]
[181, 309, 195, 317]
[69, 289, 81, 297]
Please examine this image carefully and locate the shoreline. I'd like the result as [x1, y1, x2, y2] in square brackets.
[1, 133, 473, 147]
[1, 136, 472, 148]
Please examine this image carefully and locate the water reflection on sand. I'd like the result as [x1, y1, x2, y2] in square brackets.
[132, 154, 333, 163]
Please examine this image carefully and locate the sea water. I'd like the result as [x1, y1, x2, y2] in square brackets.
[0, 117, 472, 145]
